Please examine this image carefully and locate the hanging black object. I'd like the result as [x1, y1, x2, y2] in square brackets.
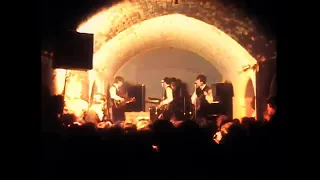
[52, 31, 93, 70]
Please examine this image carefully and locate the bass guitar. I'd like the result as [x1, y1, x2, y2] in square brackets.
[195, 92, 214, 110]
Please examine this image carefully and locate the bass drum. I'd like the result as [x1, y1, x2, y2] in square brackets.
[85, 109, 100, 125]
[149, 105, 176, 121]
[85, 104, 105, 125]
[149, 106, 163, 122]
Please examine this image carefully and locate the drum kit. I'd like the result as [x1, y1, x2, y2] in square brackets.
[146, 97, 166, 122]
[63, 93, 109, 125]
[146, 97, 193, 121]
[85, 93, 110, 124]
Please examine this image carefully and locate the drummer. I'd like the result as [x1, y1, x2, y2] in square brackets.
[89, 93, 106, 121]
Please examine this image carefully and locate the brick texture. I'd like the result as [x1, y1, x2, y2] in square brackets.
[82, 0, 275, 62]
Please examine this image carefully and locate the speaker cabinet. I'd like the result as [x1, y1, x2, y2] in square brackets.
[126, 84, 146, 112]
[52, 31, 93, 70]
[214, 83, 234, 118]
[215, 83, 234, 98]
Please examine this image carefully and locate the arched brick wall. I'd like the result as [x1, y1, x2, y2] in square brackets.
[78, 0, 275, 60]
[68, 0, 276, 118]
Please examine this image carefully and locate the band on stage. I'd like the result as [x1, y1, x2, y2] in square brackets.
[102, 74, 221, 126]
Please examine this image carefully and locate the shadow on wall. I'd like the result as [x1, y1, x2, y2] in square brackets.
[114, 47, 223, 99]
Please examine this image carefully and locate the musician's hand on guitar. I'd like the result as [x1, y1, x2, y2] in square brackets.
[120, 98, 125, 102]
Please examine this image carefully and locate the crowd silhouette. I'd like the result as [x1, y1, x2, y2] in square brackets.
[41, 84, 282, 179]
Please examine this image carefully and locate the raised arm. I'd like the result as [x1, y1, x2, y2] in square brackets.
[160, 87, 173, 105]
[205, 89, 214, 103]
[191, 91, 197, 105]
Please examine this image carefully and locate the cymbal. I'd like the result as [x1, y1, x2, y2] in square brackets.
[148, 97, 161, 101]
[95, 93, 107, 97]
[145, 100, 160, 104]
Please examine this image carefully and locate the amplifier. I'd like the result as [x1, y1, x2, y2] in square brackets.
[126, 84, 146, 112]
[124, 111, 150, 125]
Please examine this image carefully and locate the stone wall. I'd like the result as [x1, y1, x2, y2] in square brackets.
[79, 0, 275, 62]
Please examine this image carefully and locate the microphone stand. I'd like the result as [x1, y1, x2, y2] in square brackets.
[61, 69, 70, 115]
[156, 81, 165, 117]
[180, 87, 186, 116]
[193, 83, 197, 120]
[183, 96, 186, 116]
[104, 83, 111, 122]
[161, 81, 165, 101]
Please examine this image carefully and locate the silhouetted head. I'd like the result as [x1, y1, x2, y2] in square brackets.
[114, 76, 124, 87]
[266, 96, 277, 116]
[195, 74, 207, 87]
[162, 77, 172, 88]
[170, 77, 178, 89]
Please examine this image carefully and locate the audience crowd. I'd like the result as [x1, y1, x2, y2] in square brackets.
[41, 86, 283, 179]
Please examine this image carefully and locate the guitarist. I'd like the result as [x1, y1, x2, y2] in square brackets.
[109, 76, 126, 125]
[191, 75, 213, 125]
[158, 77, 174, 119]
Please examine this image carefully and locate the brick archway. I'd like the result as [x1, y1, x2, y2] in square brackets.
[69, 0, 276, 118]
[79, 14, 257, 118]
[77, 0, 274, 59]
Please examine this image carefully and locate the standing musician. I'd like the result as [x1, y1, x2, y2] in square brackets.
[170, 77, 180, 98]
[170, 78, 190, 116]
[169, 77, 181, 112]
[158, 77, 174, 119]
[109, 76, 126, 125]
[191, 74, 213, 124]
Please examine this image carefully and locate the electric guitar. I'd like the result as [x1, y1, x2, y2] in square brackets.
[113, 97, 136, 108]
[195, 92, 215, 110]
